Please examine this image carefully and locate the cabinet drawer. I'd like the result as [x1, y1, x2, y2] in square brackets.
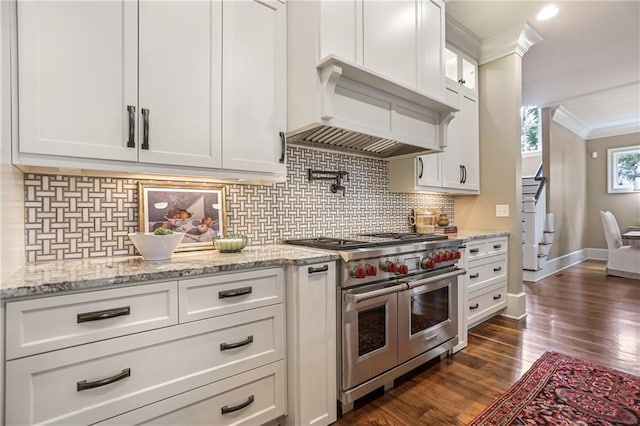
[6, 304, 284, 426]
[465, 239, 486, 259]
[465, 236, 507, 260]
[96, 360, 286, 426]
[467, 282, 507, 327]
[467, 255, 507, 293]
[179, 268, 284, 323]
[5, 282, 178, 360]
[485, 237, 508, 257]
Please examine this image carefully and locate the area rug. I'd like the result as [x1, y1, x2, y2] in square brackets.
[469, 351, 640, 425]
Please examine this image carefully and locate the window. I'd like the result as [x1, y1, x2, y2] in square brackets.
[521, 105, 541, 153]
[607, 146, 640, 193]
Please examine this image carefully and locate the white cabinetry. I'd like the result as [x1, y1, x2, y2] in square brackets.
[388, 80, 479, 194]
[445, 45, 477, 95]
[14, 0, 285, 182]
[285, 262, 337, 426]
[464, 237, 508, 331]
[3, 268, 286, 426]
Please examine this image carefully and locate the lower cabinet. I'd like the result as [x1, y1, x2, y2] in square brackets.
[3, 267, 287, 426]
[285, 262, 337, 426]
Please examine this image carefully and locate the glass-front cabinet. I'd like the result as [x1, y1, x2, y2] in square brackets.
[445, 45, 477, 94]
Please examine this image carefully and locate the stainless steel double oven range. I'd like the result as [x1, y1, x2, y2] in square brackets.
[285, 233, 466, 414]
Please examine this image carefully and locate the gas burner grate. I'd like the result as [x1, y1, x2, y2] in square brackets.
[359, 233, 448, 241]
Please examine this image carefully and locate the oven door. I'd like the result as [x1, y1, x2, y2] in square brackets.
[397, 268, 463, 364]
[341, 282, 405, 391]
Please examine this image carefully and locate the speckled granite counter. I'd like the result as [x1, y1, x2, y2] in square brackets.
[1, 245, 338, 300]
[456, 230, 509, 241]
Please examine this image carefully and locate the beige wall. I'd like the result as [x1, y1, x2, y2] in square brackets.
[543, 109, 588, 260]
[1, 1, 25, 281]
[586, 132, 640, 248]
[455, 54, 524, 313]
[522, 152, 542, 176]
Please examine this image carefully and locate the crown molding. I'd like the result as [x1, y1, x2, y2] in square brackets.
[479, 23, 543, 65]
[552, 106, 589, 139]
[586, 121, 640, 140]
[445, 15, 482, 59]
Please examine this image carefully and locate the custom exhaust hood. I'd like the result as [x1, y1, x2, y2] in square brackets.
[287, 56, 459, 160]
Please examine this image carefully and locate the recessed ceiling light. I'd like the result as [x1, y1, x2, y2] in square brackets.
[536, 4, 559, 21]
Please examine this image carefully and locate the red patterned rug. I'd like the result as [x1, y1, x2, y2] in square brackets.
[469, 351, 640, 425]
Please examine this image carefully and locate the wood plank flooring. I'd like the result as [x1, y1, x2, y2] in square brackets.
[334, 260, 640, 425]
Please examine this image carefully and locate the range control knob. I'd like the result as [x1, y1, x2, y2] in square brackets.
[365, 264, 378, 276]
[422, 258, 436, 269]
[454, 251, 461, 259]
[351, 265, 366, 279]
[434, 252, 443, 263]
[382, 260, 397, 273]
[397, 263, 409, 275]
[445, 251, 454, 261]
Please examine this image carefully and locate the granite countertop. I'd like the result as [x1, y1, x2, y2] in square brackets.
[456, 230, 510, 241]
[1, 245, 339, 301]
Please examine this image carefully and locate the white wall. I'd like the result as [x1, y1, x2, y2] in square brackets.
[1, 1, 25, 281]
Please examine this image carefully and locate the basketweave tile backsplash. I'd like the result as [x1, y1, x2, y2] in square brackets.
[24, 146, 454, 261]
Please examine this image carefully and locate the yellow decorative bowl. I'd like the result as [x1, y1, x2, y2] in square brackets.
[213, 235, 248, 253]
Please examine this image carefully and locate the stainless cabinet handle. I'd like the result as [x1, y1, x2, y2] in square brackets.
[418, 157, 424, 179]
[220, 335, 254, 351]
[494, 267, 502, 272]
[470, 248, 480, 254]
[218, 287, 252, 299]
[141, 108, 150, 150]
[77, 368, 130, 392]
[77, 306, 130, 323]
[221, 395, 255, 415]
[493, 244, 502, 249]
[126, 105, 136, 148]
[469, 273, 479, 279]
[279, 131, 286, 163]
[493, 294, 502, 300]
[470, 303, 479, 310]
[308, 265, 329, 274]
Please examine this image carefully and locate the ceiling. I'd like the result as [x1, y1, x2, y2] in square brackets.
[446, 1, 640, 140]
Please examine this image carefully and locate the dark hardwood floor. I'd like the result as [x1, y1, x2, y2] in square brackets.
[335, 260, 640, 425]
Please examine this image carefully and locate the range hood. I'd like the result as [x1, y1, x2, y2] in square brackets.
[287, 56, 459, 160]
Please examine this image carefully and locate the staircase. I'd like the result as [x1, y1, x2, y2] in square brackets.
[522, 164, 555, 281]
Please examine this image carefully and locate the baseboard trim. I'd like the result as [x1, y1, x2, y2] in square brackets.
[523, 249, 588, 282]
[502, 292, 527, 320]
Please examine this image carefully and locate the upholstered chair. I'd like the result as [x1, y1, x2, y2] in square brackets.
[599, 210, 640, 279]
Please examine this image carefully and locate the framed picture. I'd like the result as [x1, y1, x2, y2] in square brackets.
[137, 182, 226, 251]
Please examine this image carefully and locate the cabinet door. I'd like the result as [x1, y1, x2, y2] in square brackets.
[441, 84, 463, 188]
[417, 154, 442, 187]
[222, 0, 286, 174]
[319, 0, 362, 64]
[17, 1, 138, 161]
[138, 1, 222, 168]
[363, 0, 418, 88]
[418, 0, 445, 99]
[458, 93, 479, 191]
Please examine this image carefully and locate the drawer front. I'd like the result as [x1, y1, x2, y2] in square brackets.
[485, 237, 508, 257]
[6, 304, 285, 426]
[465, 240, 486, 260]
[179, 268, 284, 323]
[466, 255, 507, 293]
[5, 282, 179, 360]
[467, 282, 507, 327]
[96, 360, 286, 426]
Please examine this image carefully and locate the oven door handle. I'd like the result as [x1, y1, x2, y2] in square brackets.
[343, 283, 407, 303]
[404, 268, 466, 289]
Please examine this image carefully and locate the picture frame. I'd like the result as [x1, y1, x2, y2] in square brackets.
[137, 182, 227, 251]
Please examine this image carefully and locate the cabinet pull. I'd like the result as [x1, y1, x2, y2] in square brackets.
[219, 286, 252, 299]
[77, 306, 130, 323]
[459, 165, 464, 184]
[470, 248, 480, 254]
[470, 273, 480, 279]
[470, 303, 479, 310]
[279, 131, 286, 163]
[141, 108, 150, 150]
[77, 368, 130, 392]
[493, 294, 502, 300]
[494, 266, 502, 272]
[308, 265, 329, 274]
[418, 157, 424, 179]
[126, 105, 136, 148]
[220, 335, 254, 351]
[462, 165, 467, 183]
[493, 244, 502, 249]
[221, 395, 255, 415]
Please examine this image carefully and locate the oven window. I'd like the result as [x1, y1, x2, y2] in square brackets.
[410, 286, 449, 335]
[358, 306, 386, 356]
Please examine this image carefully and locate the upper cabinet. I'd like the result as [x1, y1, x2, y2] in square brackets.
[14, 0, 286, 182]
[445, 45, 477, 95]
